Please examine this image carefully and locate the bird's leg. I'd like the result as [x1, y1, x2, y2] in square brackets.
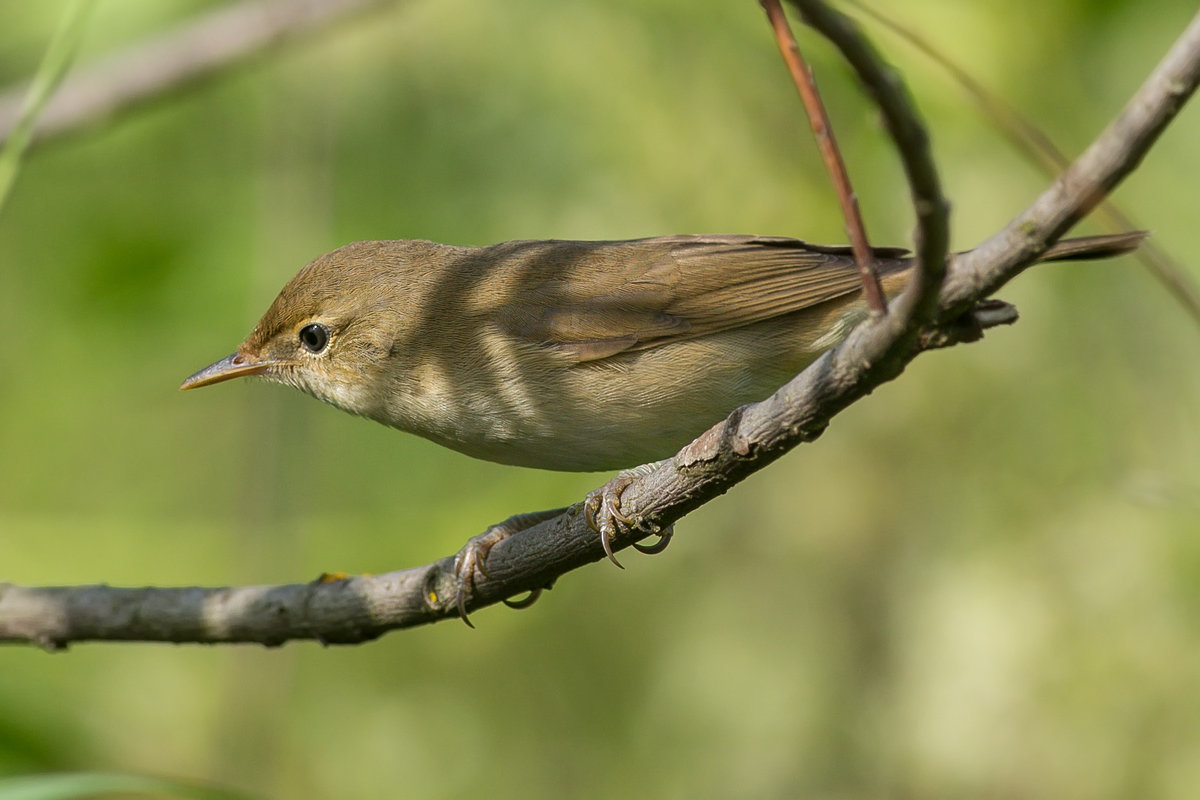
[453, 507, 566, 626]
[584, 460, 674, 568]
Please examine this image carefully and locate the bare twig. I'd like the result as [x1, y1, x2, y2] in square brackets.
[760, 0, 886, 314]
[0, 0, 398, 149]
[2, 4, 1196, 648]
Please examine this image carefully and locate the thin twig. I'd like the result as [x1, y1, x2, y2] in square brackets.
[760, 0, 886, 314]
[787, 0, 949, 324]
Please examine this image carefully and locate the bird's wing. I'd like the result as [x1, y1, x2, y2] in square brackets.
[505, 235, 910, 363]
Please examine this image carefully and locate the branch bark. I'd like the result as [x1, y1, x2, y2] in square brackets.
[2, 3, 1197, 648]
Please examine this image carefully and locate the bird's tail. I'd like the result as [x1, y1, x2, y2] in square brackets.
[1039, 231, 1148, 262]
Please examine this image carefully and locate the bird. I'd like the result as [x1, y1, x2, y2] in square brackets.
[181, 231, 1144, 613]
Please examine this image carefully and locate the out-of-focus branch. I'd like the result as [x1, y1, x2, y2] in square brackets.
[941, 9, 1200, 310]
[0, 0, 399, 149]
[1, 5, 1196, 648]
[848, 0, 1200, 327]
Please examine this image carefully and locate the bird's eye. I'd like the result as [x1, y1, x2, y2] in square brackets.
[298, 323, 330, 354]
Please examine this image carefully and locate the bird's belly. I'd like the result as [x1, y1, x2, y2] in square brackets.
[386, 325, 823, 472]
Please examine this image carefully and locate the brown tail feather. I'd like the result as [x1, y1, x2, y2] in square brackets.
[1040, 231, 1148, 262]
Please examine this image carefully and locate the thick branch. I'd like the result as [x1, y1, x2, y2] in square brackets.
[0, 0, 397, 148]
[2, 6, 1197, 648]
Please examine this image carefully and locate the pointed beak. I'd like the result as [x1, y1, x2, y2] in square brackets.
[180, 352, 273, 390]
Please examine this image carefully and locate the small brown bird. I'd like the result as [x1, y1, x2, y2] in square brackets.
[181, 232, 1142, 596]
[182, 233, 1142, 466]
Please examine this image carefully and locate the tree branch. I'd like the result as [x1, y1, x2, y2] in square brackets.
[0, 0, 398, 149]
[2, 4, 1196, 648]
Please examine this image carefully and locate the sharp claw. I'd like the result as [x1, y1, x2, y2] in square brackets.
[457, 591, 475, 628]
[632, 524, 674, 555]
[454, 547, 481, 628]
[503, 589, 542, 609]
[586, 475, 650, 568]
[458, 601, 476, 628]
[453, 530, 500, 628]
[601, 527, 625, 569]
[451, 507, 566, 626]
[584, 496, 598, 534]
[586, 483, 628, 568]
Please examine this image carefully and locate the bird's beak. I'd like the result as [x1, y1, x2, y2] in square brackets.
[180, 352, 273, 390]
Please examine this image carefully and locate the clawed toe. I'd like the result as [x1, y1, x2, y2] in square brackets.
[451, 508, 565, 626]
[503, 589, 542, 609]
[454, 532, 502, 628]
[450, 468, 671, 624]
[632, 524, 674, 555]
[585, 475, 635, 568]
[584, 464, 671, 567]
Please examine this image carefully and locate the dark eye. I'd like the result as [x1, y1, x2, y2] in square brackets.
[298, 323, 330, 353]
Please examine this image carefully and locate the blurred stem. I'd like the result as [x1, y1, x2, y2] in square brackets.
[0, 0, 95, 218]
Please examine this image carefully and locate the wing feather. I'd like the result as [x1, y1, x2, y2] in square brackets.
[503, 235, 911, 363]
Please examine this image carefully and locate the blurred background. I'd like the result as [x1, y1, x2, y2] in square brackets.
[1, 0, 1198, 797]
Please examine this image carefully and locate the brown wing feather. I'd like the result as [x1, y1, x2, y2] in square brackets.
[506, 235, 911, 363]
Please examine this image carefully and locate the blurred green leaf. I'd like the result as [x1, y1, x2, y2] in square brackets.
[0, 0, 95, 216]
[0, 773, 252, 800]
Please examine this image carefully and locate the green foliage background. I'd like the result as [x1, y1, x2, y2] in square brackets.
[2, 1, 1198, 797]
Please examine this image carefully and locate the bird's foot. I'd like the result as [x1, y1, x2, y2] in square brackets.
[453, 507, 565, 627]
[584, 462, 673, 568]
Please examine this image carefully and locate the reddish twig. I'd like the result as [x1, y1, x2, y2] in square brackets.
[760, 0, 887, 314]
